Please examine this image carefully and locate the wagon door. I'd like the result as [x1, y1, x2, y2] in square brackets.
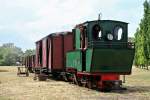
[42, 38, 47, 68]
[51, 34, 64, 71]
[48, 36, 52, 72]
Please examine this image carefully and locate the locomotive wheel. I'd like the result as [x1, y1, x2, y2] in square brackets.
[77, 78, 82, 86]
[87, 81, 92, 89]
[80, 80, 87, 87]
[82, 82, 87, 87]
[101, 88, 111, 92]
[73, 74, 78, 85]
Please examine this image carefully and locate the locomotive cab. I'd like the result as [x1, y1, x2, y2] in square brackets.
[73, 20, 131, 49]
[84, 20, 128, 48]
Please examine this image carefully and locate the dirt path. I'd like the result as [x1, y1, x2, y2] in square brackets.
[0, 66, 150, 100]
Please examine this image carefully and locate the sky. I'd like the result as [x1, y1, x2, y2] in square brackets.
[0, 0, 146, 51]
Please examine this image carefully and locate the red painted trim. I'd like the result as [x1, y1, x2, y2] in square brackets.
[77, 72, 118, 75]
[77, 71, 130, 75]
[66, 67, 77, 73]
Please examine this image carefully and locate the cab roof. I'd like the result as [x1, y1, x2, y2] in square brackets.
[83, 20, 128, 25]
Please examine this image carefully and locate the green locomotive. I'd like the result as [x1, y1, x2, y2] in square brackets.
[66, 20, 135, 90]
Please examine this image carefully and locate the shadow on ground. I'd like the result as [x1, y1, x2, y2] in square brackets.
[0, 70, 8, 72]
[111, 86, 150, 94]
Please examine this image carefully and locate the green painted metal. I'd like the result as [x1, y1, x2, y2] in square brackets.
[86, 49, 93, 72]
[90, 49, 134, 73]
[66, 50, 82, 71]
[75, 28, 81, 49]
[67, 20, 134, 75]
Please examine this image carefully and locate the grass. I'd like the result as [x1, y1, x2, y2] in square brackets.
[125, 67, 150, 85]
[0, 96, 10, 100]
[0, 70, 8, 72]
[0, 66, 150, 100]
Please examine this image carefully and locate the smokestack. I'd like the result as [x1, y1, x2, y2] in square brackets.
[98, 13, 102, 20]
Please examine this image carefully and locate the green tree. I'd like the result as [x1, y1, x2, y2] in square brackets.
[24, 49, 35, 57]
[134, 0, 150, 67]
[135, 28, 146, 66]
[3, 53, 18, 66]
[0, 43, 23, 66]
[143, 1, 150, 64]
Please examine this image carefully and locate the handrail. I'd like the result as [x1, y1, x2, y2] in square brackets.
[87, 41, 135, 49]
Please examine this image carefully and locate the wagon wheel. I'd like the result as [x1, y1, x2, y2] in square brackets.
[33, 73, 38, 80]
[17, 72, 20, 76]
[38, 74, 47, 81]
[17, 67, 21, 76]
[26, 71, 29, 77]
[33, 76, 37, 80]
[26, 68, 29, 77]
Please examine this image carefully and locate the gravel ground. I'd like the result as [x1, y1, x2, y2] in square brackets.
[0, 66, 150, 100]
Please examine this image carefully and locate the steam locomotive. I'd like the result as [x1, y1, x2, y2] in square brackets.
[24, 19, 135, 91]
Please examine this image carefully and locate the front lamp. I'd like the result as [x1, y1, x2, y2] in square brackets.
[107, 33, 113, 40]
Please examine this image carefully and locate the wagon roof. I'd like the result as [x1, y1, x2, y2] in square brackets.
[35, 31, 72, 43]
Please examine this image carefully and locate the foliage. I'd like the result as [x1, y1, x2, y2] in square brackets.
[135, 0, 150, 66]
[0, 43, 35, 66]
[0, 43, 20, 66]
[128, 37, 135, 43]
[24, 49, 35, 57]
[0, 43, 23, 66]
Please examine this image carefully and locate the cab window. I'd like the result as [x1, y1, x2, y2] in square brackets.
[114, 26, 123, 40]
[92, 25, 102, 40]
